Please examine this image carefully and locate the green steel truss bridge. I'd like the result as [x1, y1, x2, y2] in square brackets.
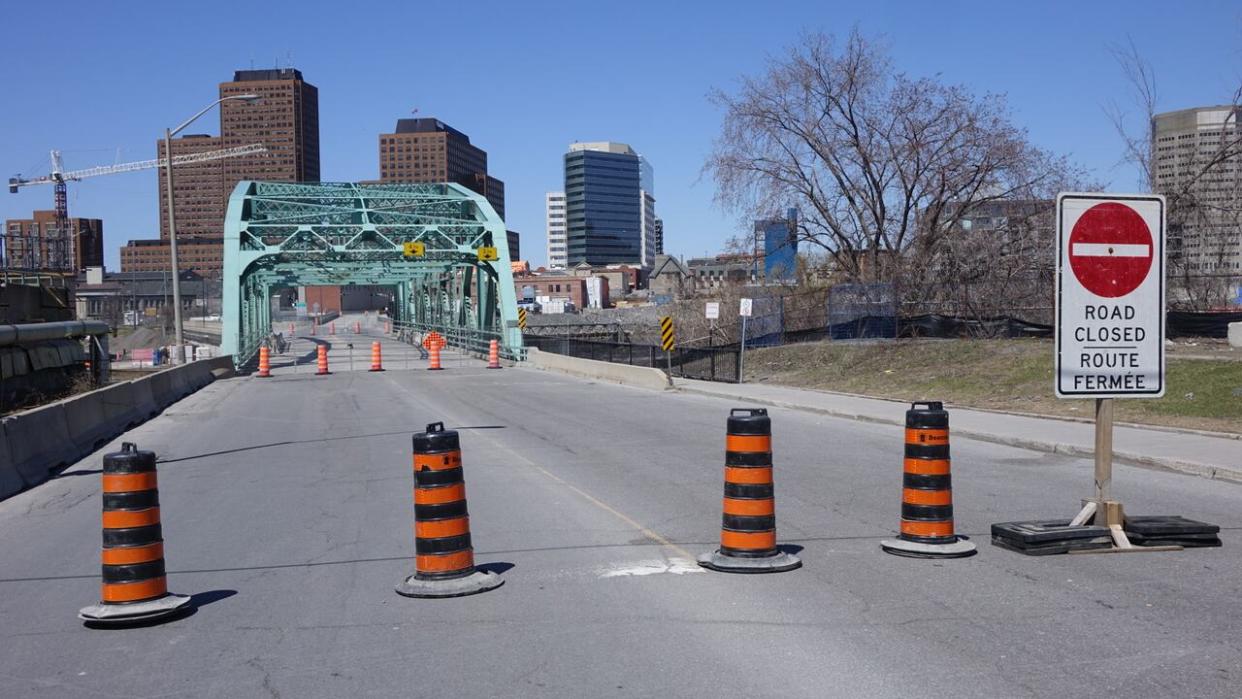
[221, 181, 521, 366]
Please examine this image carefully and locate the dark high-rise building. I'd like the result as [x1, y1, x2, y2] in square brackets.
[506, 230, 520, 261]
[564, 142, 643, 266]
[378, 118, 505, 219]
[131, 67, 321, 277]
[4, 210, 103, 271]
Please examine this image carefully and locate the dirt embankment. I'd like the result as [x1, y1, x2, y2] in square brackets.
[744, 338, 1242, 434]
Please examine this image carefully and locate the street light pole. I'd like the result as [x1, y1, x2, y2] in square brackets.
[165, 93, 259, 364]
[163, 127, 184, 361]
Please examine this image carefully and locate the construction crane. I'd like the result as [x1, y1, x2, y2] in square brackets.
[7, 144, 266, 271]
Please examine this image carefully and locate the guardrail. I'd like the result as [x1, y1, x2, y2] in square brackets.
[0, 356, 234, 502]
[522, 336, 739, 383]
[390, 320, 526, 362]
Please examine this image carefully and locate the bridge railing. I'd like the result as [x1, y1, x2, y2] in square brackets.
[390, 320, 526, 362]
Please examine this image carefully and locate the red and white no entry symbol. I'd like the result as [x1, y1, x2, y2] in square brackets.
[1068, 202, 1153, 298]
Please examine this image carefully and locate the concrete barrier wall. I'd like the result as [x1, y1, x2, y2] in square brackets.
[0, 355, 235, 502]
[524, 347, 672, 391]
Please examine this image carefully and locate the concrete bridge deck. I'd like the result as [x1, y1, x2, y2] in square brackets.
[1, 320, 1239, 697]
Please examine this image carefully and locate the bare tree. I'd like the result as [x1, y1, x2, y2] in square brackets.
[1109, 38, 1242, 309]
[707, 30, 1081, 308]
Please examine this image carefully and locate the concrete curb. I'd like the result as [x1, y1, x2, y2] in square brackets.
[523, 347, 672, 391]
[0, 355, 236, 502]
[0, 430, 20, 500]
[676, 385, 1242, 484]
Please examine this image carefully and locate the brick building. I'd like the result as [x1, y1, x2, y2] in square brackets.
[3, 210, 103, 271]
[378, 118, 505, 219]
[513, 274, 597, 310]
[124, 68, 321, 278]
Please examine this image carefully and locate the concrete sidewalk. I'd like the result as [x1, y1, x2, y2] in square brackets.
[677, 379, 1242, 483]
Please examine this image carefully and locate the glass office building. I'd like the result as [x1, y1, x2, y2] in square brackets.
[564, 142, 643, 266]
[759, 208, 799, 282]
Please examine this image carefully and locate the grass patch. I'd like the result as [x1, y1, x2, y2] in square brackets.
[745, 339, 1242, 434]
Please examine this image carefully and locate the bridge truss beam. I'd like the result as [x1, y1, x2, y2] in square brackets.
[221, 181, 520, 366]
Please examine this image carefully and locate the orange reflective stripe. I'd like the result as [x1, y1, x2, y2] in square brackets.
[102, 472, 158, 493]
[720, 530, 776, 550]
[101, 542, 164, 565]
[415, 517, 470, 539]
[416, 550, 474, 573]
[905, 428, 949, 445]
[903, 458, 951, 476]
[725, 435, 770, 453]
[724, 466, 772, 485]
[413, 452, 462, 471]
[102, 508, 161, 529]
[101, 577, 167, 603]
[722, 497, 774, 516]
[414, 483, 466, 505]
[901, 520, 955, 538]
[902, 488, 952, 506]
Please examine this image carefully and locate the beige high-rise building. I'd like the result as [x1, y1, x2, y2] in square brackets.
[1152, 105, 1241, 277]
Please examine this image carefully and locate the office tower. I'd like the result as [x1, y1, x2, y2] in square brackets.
[1152, 105, 1242, 277]
[564, 142, 653, 267]
[546, 192, 567, 268]
[757, 208, 799, 281]
[130, 67, 321, 277]
[378, 118, 505, 219]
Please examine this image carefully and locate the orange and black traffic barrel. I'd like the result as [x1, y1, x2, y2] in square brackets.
[881, 402, 976, 558]
[79, 443, 192, 624]
[316, 345, 330, 375]
[396, 422, 503, 598]
[698, 408, 801, 573]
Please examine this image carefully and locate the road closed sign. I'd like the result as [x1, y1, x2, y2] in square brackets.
[1055, 193, 1165, 398]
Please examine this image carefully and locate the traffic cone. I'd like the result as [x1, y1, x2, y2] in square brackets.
[698, 409, 801, 573]
[79, 443, 192, 625]
[370, 342, 384, 372]
[486, 339, 501, 369]
[397, 422, 503, 598]
[316, 345, 330, 375]
[428, 344, 442, 371]
[257, 346, 271, 378]
[881, 402, 976, 558]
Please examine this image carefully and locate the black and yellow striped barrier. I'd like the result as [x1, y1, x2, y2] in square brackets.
[660, 316, 675, 351]
[517, 308, 527, 330]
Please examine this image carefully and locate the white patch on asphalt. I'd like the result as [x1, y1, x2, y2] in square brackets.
[597, 558, 702, 578]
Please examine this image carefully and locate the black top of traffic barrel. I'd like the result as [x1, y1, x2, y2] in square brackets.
[906, 402, 948, 429]
[728, 408, 771, 436]
[412, 422, 460, 453]
[102, 442, 156, 474]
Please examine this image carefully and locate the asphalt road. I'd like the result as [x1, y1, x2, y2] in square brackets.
[1, 325, 1239, 697]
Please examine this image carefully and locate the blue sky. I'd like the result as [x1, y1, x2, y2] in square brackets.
[2, 1, 1239, 269]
